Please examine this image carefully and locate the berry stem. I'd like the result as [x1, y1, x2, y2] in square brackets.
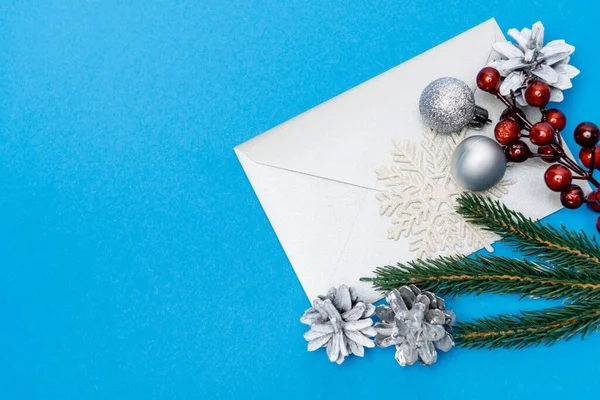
[496, 93, 533, 129]
[532, 154, 556, 160]
[553, 145, 583, 173]
[555, 130, 564, 147]
[494, 91, 600, 188]
[587, 176, 599, 188]
[582, 145, 600, 188]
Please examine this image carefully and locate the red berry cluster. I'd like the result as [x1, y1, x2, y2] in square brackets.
[476, 67, 600, 231]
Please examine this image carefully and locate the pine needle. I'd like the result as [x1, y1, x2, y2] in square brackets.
[456, 193, 600, 271]
[361, 192, 600, 350]
[361, 255, 600, 302]
[454, 302, 600, 349]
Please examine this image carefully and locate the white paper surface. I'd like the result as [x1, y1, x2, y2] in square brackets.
[235, 18, 585, 303]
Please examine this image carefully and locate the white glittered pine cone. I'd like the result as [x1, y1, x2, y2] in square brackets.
[300, 285, 376, 364]
[374, 285, 455, 367]
[488, 21, 579, 105]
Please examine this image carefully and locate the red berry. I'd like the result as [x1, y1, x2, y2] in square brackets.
[500, 107, 526, 126]
[529, 122, 555, 146]
[476, 67, 501, 93]
[574, 122, 600, 148]
[544, 164, 573, 192]
[494, 119, 521, 145]
[588, 191, 600, 212]
[505, 140, 531, 163]
[579, 146, 600, 169]
[524, 81, 551, 107]
[560, 185, 584, 209]
[546, 109, 567, 131]
[537, 145, 560, 163]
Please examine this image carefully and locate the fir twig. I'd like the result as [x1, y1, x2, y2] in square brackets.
[361, 255, 600, 302]
[454, 302, 600, 350]
[456, 193, 600, 270]
[362, 193, 600, 350]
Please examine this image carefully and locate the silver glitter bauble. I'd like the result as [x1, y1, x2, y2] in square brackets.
[451, 135, 507, 191]
[419, 77, 489, 134]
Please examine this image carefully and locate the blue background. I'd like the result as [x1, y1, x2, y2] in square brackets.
[2, 1, 599, 398]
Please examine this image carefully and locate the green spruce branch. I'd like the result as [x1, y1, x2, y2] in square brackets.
[363, 193, 600, 350]
[456, 192, 600, 271]
[362, 255, 600, 302]
[454, 302, 600, 350]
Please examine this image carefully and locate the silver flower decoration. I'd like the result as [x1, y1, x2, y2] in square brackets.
[300, 285, 376, 364]
[374, 285, 455, 366]
[488, 21, 580, 105]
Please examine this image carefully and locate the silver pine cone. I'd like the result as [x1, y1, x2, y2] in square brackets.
[374, 285, 455, 366]
[300, 285, 376, 364]
[488, 21, 579, 105]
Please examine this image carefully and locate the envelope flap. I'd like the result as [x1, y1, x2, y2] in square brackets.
[237, 19, 505, 191]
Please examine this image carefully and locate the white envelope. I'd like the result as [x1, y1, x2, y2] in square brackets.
[235, 19, 580, 303]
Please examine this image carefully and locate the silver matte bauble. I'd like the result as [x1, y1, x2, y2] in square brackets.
[419, 77, 489, 134]
[451, 135, 507, 191]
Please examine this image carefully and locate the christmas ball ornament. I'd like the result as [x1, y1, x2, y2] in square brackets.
[500, 107, 526, 128]
[588, 191, 600, 212]
[505, 140, 532, 163]
[374, 285, 455, 367]
[530, 122, 555, 146]
[560, 184, 584, 209]
[494, 119, 521, 145]
[574, 122, 600, 148]
[544, 164, 573, 192]
[300, 285, 376, 364]
[524, 81, 551, 107]
[476, 67, 501, 93]
[546, 109, 567, 131]
[538, 145, 560, 163]
[451, 135, 507, 191]
[419, 77, 489, 134]
[579, 146, 600, 169]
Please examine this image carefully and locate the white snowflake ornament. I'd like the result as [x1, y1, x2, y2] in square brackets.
[488, 21, 579, 105]
[376, 128, 516, 258]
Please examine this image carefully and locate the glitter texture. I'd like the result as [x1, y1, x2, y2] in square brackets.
[374, 285, 455, 367]
[419, 77, 474, 134]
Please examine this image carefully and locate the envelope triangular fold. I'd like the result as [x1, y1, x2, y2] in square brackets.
[236, 149, 371, 300]
[239, 19, 503, 191]
[235, 18, 578, 303]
